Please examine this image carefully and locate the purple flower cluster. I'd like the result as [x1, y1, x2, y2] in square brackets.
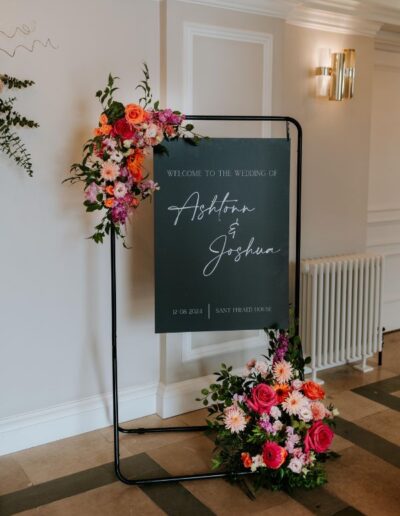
[111, 203, 129, 224]
[155, 108, 184, 125]
[273, 333, 289, 363]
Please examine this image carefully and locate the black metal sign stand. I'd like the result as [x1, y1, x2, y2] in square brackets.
[111, 115, 303, 485]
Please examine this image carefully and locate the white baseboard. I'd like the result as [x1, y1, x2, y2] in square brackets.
[157, 368, 242, 418]
[1, 369, 241, 455]
[0, 383, 157, 456]
[157, 376, 212, 419]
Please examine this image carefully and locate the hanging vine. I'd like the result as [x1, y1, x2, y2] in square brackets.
[0, 73, 38, 176]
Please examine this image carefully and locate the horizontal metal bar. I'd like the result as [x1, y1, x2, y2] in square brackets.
[185, 114, 301, 127]
[118, 425, 208, 434]
[116, 468, 255, 485]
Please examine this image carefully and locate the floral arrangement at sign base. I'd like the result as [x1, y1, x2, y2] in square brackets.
[198, 329, 339, 493]
[0, 74, 39, 176]
[65, 64, 201, 245]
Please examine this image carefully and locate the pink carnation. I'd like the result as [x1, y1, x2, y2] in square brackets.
[311, 401, 326, 421]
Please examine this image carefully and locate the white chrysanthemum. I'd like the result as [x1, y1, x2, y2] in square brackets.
[272, 360, 293, 384]
[110, 151, 124, 163]
[298, 405, 313, 422]
[272, 420, 283, 432]
[114, 182, 128, 199]
[254, 360, 271, 378]
[250, 454, 265, 472]
[282, 391, 307, 416]
[86, 155, 103, 169]
[288, 458, 303, 474]
[292, 379, 303, 390]
[223, 406, 247, 434]
[270, 406, 282, 420]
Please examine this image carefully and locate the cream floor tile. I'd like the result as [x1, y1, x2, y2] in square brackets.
[13, 428, 130, 484]
[18, 482, 166, 516]
[330, 434, 353, 453]
[324, 445, 400, 516]
[108, 414, 202, 456]
[148, 434, 214, 475]
[326, 390, 387, 421]
[179, 408, 209, 427]
[0, 455, 32, 495]
[255, 498, 314, 515]
[316, 364, 396, 396]
[184, 478, 291, 516]
[354, 408, 400, 445]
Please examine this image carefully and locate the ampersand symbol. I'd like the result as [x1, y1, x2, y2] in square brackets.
[228, 219, 240, 239]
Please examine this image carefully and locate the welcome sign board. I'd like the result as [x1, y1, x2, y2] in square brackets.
[154, 138, 290, 333]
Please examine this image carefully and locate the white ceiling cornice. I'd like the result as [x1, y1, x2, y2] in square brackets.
[176, 0, 300, 19]
[177, 0, 400, 37]
[375, 30, 400, 53]
[287, 6, 383, 37]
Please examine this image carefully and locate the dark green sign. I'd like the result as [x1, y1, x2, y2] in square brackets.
[154, 138, 290, 333]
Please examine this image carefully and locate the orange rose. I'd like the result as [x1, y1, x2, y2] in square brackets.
[104, 198, 114, 208]
[241, 452, 252, 469]
[302, 381, 325, 400]
[100, 124, 112, 136]
[273, 383, 291, 403]
[125, 103, 145, 125]
[99, 113, 108, 125]
[93, 127, 102, 137]
[131, 197, 140, 208]
[105, 185, 114, 196]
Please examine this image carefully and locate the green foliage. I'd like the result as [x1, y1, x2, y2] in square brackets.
[95, 73, 119, 111]
[0, 74, 38, 176]
[0, 74, 35, 89]
[136, 62, 153, 108]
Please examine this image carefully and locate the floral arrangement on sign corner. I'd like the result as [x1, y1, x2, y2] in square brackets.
[198, 328, 339, 493]
[65, 64, 201, 244]
[0, 74, 39, 176]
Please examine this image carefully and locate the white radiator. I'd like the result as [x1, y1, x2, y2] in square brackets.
[300, 254, 384, 381]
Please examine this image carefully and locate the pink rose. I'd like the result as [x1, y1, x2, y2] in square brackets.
[112, 118, 135, 140]
[304, 421, 334, 453]
[246, 384, 277, 415]
[262, 441, 287, 469]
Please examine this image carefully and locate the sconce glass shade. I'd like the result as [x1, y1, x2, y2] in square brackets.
[329, 52, 345, 101]
[316, 48, 331, 97]
[343, 49, 355, 99]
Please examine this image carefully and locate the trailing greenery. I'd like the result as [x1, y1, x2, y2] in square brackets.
[0, 74, 38, 176]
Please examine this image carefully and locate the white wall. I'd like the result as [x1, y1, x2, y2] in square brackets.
[368, 49, 400, 331]
[283, 25, 374, 259]
[1, 0, 375, 453]
[0, 0, 161, 453]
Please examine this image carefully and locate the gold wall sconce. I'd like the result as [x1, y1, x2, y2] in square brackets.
[315, 49, 356, 101]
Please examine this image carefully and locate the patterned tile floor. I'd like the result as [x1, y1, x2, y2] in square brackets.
[1, 332, 399, 515]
